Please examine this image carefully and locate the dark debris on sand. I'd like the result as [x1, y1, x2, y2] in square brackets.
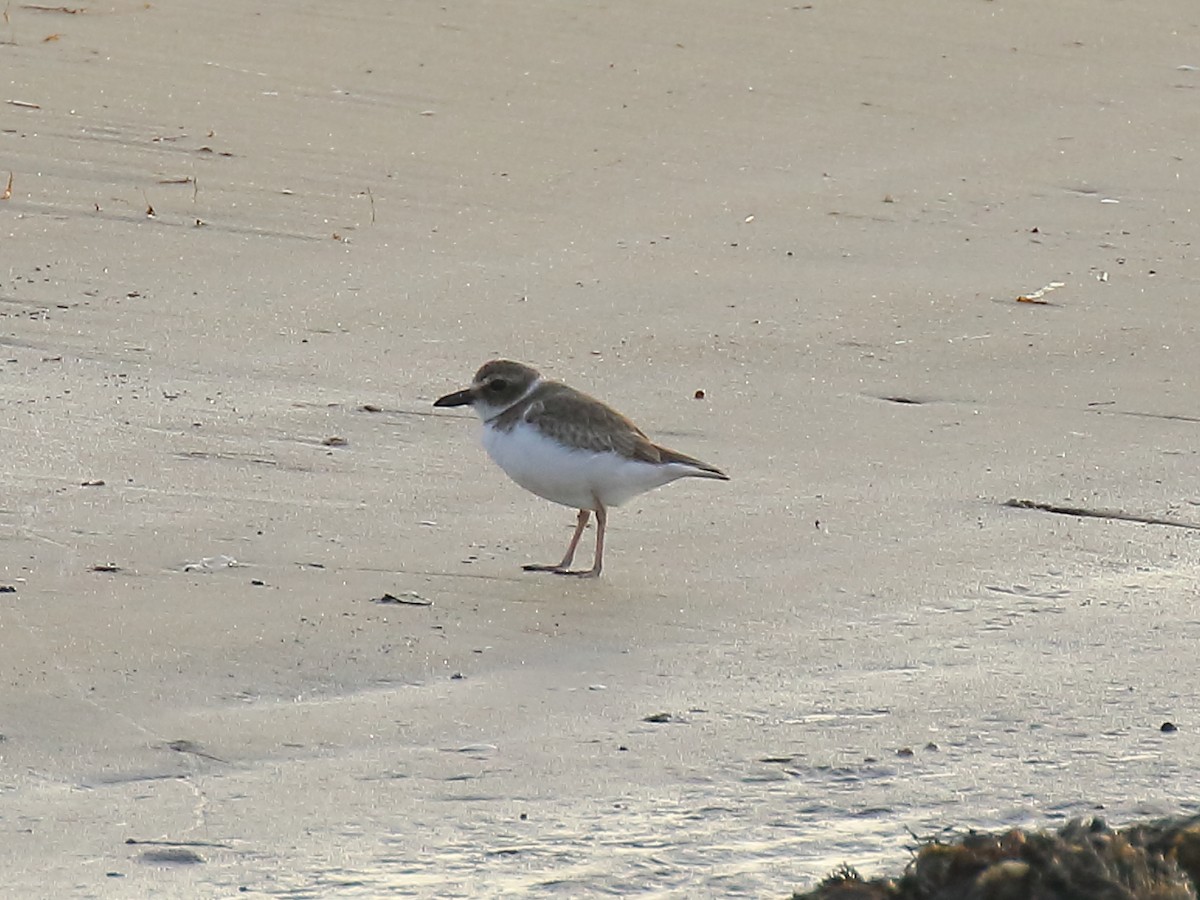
[794, 815, 1200, 900]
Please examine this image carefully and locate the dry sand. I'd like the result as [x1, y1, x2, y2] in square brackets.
[2, 1, 1199, 896]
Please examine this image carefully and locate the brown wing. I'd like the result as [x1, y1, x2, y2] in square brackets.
[516, 383, 729, 478]
[518, 383, 663, 460]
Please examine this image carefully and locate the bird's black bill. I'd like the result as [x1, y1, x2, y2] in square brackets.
[434, 388, 475, 408]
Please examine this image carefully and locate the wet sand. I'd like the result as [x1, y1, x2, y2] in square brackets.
[2, 1, 1199, 895]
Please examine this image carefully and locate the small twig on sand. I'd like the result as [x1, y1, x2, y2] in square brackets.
[1004, 498, 1200, 531]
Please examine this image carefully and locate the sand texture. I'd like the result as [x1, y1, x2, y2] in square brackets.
[2, 1, 1199, 895]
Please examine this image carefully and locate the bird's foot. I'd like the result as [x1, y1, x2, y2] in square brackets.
[521, 563, 601, 578]
[522, 563, 569, 573]
[556, 567, 601, 579]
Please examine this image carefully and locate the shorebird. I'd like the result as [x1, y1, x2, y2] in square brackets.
[434, 360, 729, 577]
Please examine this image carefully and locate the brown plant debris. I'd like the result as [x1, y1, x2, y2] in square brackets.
[794, 815, 1200, 900]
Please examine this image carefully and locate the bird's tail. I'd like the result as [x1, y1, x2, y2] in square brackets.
[655, 445, 730, 480]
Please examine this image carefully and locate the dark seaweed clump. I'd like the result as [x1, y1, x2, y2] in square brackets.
[794, 815, 1200, 900]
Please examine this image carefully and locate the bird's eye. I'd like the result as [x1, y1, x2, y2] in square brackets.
[489, 378, 508, 391]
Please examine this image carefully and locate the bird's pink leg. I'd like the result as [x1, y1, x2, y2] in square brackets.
[563, 502, 605, 578]
[523, 509, 590, 573]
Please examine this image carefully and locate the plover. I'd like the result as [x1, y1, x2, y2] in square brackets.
[434, 360, 729, 578]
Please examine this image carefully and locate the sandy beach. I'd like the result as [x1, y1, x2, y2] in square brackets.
[3, 1, 1199, 895]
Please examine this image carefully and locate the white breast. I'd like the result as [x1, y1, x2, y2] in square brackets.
[481, 420, 691, 510]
